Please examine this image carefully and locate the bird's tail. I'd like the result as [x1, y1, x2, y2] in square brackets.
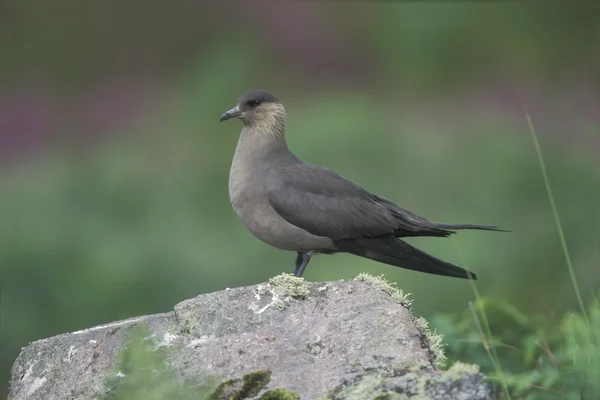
[335, 236, 477, 280]
[432, 223, 509, 233]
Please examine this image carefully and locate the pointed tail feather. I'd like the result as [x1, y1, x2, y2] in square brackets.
[335, 236, 477, 280]
[432, 223, 510, 233]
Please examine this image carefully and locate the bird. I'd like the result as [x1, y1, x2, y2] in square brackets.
[220, 90, 505, 280]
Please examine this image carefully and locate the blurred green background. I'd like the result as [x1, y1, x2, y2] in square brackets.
[1, 1, 599, 398]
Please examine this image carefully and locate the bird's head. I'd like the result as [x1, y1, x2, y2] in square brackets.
[220, 90, 285, 130]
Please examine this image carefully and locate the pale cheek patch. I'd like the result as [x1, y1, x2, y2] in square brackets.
[251, 104, 287, 134]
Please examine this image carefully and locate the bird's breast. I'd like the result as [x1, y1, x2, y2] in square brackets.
[228, 159, 332, 252]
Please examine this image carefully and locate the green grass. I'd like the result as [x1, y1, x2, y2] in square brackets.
[436, 292, 600, 398]
[457, 243, 511, 399]
[435, 96, 598, 399]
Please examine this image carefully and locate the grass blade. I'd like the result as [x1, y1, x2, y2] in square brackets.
[519, 95, 589, 325]
[468, 300, 511, 399]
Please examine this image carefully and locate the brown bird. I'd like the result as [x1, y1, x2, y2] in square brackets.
[220, 90, 504, 279]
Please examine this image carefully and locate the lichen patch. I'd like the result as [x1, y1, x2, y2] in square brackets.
[269, 274, 309, 299]
[249, 273, 310, 313]
[317, 283, 332, 292]
[22, 362, 36, 382]
[446, 361, 480, 379]
[156, 332, 178, 348]
[414, 317, 446, 369]
[26, 376, 47, 396]
[186, 335, 215, 348]
[354, 273, 412, 307]
[63, 345, 78, 363]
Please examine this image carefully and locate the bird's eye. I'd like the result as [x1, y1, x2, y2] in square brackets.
[247, 100, 261, 107]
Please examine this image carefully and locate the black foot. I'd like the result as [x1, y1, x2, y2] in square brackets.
[294, 252, 312, 277]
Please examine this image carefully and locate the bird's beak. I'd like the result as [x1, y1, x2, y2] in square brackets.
[220, 106, 242, 122]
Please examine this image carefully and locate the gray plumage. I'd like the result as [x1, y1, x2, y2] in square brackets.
[221, 90, 505, 279]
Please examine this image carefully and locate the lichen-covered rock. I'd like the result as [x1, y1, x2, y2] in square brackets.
[9, 274, 492, 400]
[326, 361, 490, 400]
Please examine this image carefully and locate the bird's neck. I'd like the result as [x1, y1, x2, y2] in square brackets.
[236, 120, 289, 159]
[230, 122, 290, 196]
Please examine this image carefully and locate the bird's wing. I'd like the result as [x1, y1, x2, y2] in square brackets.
[267, 164, 437, 240]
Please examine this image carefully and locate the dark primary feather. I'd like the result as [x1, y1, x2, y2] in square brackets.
[335, 236, 477, 279]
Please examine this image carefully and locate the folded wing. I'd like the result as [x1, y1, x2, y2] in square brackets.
[267, 163, 452, 240]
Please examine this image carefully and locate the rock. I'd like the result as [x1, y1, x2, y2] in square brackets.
[9, 273, 492, 400]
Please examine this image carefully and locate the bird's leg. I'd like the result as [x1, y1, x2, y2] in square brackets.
[294, 252, 313, 277]
[294, 252, 303, 275]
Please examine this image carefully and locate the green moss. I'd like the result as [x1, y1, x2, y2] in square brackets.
[208, 378, 243, 400]
[258, 388, 300, 399]
[241, 370, 272, 398]
[372, 393, 410, 400]
[414, 316, 447, 369]
[208, 370, 272, 400]
[354, 273, 411, 307]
